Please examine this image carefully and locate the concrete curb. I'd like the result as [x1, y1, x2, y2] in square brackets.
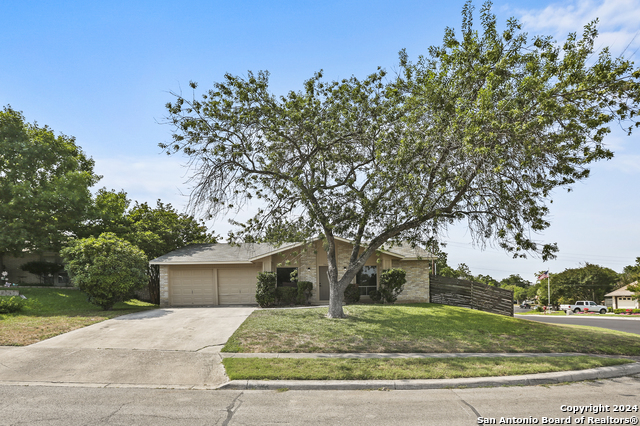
[216, 362, 640, 391]
[219, 352, 640, 360]
[516, 314, 640, 321]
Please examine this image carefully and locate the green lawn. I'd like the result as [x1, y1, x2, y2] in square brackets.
[223, 356, 634, 380]
[0, 288, 156, 346]
[222, 304, 640, 355]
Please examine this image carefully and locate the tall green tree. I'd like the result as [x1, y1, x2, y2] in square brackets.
[163, 2, 640, 318]
[619, 257, 640, 286]
[551, 264, 619, 304]
[500, 274, 530, 289]
[0, 106, 99, 256]
[78, 190, 217, 304]
[78, 188, 132, 239]
[127, 200, 217, 304]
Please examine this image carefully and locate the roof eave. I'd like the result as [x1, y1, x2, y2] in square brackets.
[149, 261, 255, 266]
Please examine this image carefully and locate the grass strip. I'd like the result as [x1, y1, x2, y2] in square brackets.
[223, 356, 634, 381]
[0, 289, 156, 346]
[223, 304, 640, 355]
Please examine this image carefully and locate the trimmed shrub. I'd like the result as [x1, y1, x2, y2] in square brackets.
[614, 308, 640, 314]
[297, 281, 313, 305]
[369, 289, 383, 304]
[0, 296, 25, 314]
[255, 272, 276, 307]
[61, 233, 148, 310]
[275, 287, 298, 306]
[377, 268, 407, 304]
[344, 283, 360, 304]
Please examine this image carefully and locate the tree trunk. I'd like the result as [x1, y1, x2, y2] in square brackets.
[328, 280, 345, 318]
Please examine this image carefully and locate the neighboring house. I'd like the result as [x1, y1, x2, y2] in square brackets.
[149, 237, 436, 307]
[0, 251, 69, 286]
[605, 283, 640, 310]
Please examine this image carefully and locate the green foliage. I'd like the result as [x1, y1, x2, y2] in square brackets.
[255, 272, 276, 308]
[500, 274, 530, 288]
[19, 261, 64, 276]
[78, 192, 217, 304]
[627, 282, 640, 301]
[619, 258, 640, 286]
[613, 309, 640, 314]
[275, 286, 298, 306]
[0, 296, 26, 313]
[438, 262, 475, 280]
[501, 285, 527, 303]
[296, 280, 313, 305]
[475, 274, 499, 287]
[344, 283, 360, 304]
[61, 233, 148, 310]
[551, 264, 619, 304]
[0, 106, 99, 254]
[163, 2, 640, 317]
[377, 268, 407, 304]
[369, 289, 383, 304]
[19, 261, 64, 284]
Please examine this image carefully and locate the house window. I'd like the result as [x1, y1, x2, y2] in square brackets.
[357, 265, 378, 296]
[276, 267, 298, 288]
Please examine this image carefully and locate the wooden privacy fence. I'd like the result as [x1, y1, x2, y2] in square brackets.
[429, 275, 514, 317]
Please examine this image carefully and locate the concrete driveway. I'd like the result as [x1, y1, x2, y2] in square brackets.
[0, 307, 255, 389]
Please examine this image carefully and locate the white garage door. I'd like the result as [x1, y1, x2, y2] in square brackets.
[618, 297, 637, 309]
[170, 269, 216, 306]
[218, 267, 261, 305]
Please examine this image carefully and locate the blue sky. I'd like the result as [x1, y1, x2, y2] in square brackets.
[2, 0, 639, 282]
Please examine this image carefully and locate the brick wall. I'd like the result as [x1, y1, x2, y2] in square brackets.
[396, 260, 430, 303]
[159, 265, 169, 307]
[297, 244, 318, 301]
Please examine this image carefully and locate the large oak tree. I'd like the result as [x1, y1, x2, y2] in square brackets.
[163, 2, 640, 318]
[0, 106, 99, 257]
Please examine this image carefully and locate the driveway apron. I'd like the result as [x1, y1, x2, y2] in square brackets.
[0, 307, 255, 388]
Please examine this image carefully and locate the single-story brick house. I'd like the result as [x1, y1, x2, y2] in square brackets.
[149, 237, 436, 307]
[605, 283, 639, 310]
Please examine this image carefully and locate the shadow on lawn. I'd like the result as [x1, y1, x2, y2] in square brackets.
[245, 304, 640, 355]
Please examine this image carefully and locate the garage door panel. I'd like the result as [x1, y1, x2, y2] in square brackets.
[170, 269, 215, 306]
[618, 297, 636, 309]
[218, 267, 260, 305]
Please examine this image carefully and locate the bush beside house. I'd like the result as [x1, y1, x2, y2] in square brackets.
[61, 233, 148, 310]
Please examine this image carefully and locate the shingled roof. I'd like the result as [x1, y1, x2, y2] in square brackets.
[149, 238, 435, 265]
[605, 283, 638, 297]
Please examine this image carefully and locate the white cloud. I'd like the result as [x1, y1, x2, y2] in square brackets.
[516, 0, 640, 58]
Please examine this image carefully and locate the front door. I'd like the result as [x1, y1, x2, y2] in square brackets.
[319, 266, 330, 301]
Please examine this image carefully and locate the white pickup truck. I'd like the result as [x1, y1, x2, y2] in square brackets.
[559, 301, 608, 314]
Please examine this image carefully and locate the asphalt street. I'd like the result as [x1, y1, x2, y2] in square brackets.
[516, 314, 640, 335]
[1, 376, 639, 425]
